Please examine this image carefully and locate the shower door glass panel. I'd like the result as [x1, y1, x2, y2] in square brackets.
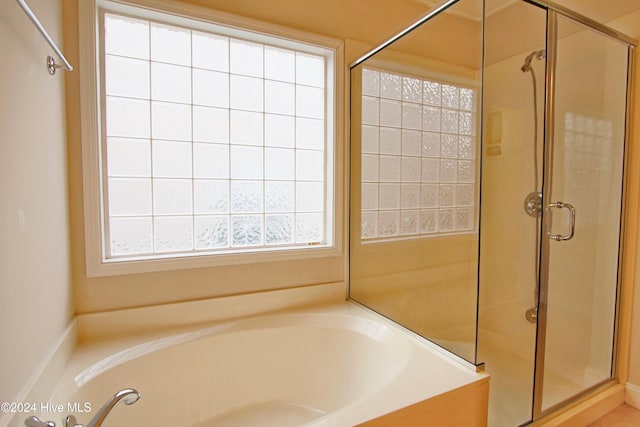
[349, 0, 483, 363]
[477, 1, 547, 425]
[541, 16, 628, 411]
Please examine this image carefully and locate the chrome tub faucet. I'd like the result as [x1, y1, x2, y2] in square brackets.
[24, 389, 140, 427]
[64, 388, 140, 427]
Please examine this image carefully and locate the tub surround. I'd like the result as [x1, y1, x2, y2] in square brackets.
[5, 283, 489, 426]
[47, 289, 488, 426]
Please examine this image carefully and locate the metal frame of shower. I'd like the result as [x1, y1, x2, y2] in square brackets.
[349, 0, 637, 424]
[524, 0, 637, 422]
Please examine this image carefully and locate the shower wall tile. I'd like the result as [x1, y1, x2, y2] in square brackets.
[362, 68, 380, 96]
[421, 184, 439, 208]
[402, 130, 422, 156]
[400, 210, 419, 235]
[401, 184, 420, 209]
[422, 132, 440, 157]
[380, 155, 401, 182]
[423, 81, 441, 106]
[422, 158, 440, 183]
[380, 72, 402, 100]
[441, 109, 459, 134]
[440, 159, 457, 182]
[420, 209, 437, 233]
[455, 208, 473, 230]
[380, 99, 402, 127]
[441, 134, 459, 158]
[457, 184, 473, 207]
[459, 136, 475, 159]
[361, 183, 379, 210]
[401, 157, 421, 182]
[441, 84, 459, 109]
[378, 210, 400, 236]
[422, 106, 441, 132]
[402, 102, 422, 130]
[439, 184, 456, 207]
[361, 211, 378, 238]
[459, 88, 475, 111]
[459, 111, 475, 135]
[402, 76, 422, 103]
[379, 183, 401, 209]
[438, 208, 454, 232]
[458, 160, 474, 183]
[380, 127, 401, 154]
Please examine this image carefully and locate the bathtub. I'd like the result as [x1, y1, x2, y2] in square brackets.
[45, 302, 488, 426]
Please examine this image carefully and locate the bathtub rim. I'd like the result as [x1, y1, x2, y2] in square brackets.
[48, 299, 487, 427]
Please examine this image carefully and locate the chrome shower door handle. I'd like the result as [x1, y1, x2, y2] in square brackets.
[547, 201, 575, 241]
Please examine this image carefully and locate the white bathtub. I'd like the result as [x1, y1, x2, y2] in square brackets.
[46, 302, 488, 426]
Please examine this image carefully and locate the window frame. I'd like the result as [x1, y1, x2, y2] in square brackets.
[79, 0, 344, 277]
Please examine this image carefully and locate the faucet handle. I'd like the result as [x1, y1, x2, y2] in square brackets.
[63, 415, 83, 427]
[24, 416, 56, 427]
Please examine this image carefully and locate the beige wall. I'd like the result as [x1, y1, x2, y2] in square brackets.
[0, 0, 73, 409]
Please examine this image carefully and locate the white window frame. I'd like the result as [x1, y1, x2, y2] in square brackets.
[79, 0, 344, 277]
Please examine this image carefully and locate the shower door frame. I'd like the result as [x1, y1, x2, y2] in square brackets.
[526, 0, 637, 421]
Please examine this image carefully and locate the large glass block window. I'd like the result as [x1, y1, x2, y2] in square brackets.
[100, 11, 334, 258]
[360, 67, 477, 240]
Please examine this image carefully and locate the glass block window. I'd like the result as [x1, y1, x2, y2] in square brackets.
[563, 112, 613, 226]
[360, 67, 477, 240]
[100, 11, 334, 258]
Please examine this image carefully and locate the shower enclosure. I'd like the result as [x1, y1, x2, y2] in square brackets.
[348, 0, 636, 425]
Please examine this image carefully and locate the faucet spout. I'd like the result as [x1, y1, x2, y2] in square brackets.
[64, 389, 140, 427]
[87, 389, 140, 427]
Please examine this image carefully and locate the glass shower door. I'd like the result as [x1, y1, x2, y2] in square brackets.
[478, 1, 548, 425]
[537, 13, 630, 414]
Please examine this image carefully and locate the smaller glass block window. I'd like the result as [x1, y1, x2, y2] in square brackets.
[563, 112, 613, 225]
[360, 67, 477, 240]
[100, 11, 334, 258]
